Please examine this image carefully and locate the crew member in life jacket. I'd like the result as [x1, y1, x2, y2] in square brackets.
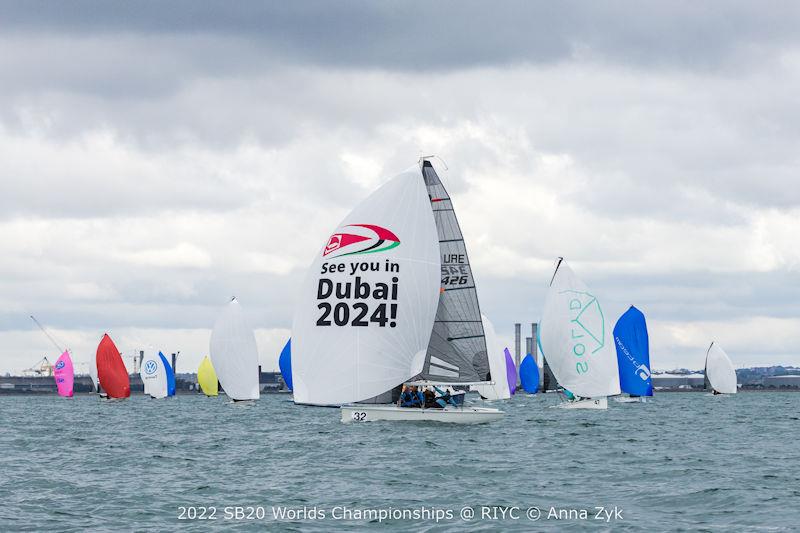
[398, 385, 424, 407]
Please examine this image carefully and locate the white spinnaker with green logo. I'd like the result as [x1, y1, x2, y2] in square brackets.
[141, 351, 168, 399]
[292, 165, 440, 406]
[472, 315, 511, 400]
[539, 259, 621, 398]
[210, 298, 260, 401]
[705, 342, 737, 394]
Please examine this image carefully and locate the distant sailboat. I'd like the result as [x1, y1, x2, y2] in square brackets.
[519, 353, 539, 394]
[53, 351, 74, 398]
[159, 352, 176, 397]
[613, 306, 653, 403]
[141, 351, 168, 399]
[96, 334, 130, 399]
[197, 356, 218, 397]
[89, 362, 102, 396]
[278, 339, 292, 391]
[210, 298, 260, 401]
[472, 316, 512, 400]
[292, 158, 503, 423]
[504, 349, 517, 397]
[705, 342, 737, 395]
[539, 258, 620, 409]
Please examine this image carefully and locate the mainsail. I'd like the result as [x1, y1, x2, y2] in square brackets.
[539, 259, 621, 399]
[291, 165, 440, 405]
[96, 334, 130, 399]
[278, 338, 292, 391]
[141, 351, 168, 399]
[210, 298, 260, 401]
[53, 350, 74, 398]
[613, 306, 653, 397]
[419, 160, 489, 383]
[705, 342, 737, 394]
[197, 355, 218, 397]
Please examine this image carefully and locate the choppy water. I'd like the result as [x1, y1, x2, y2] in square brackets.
[1, 392, 798, 531]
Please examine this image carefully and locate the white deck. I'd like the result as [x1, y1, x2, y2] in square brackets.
[555, 397, 608, 410]
[341, 404, 504, 424]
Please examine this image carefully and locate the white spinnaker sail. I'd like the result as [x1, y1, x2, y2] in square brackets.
[292, 165, 440, 406]
[141, 351, 168, 399]
[472, 315, 511, 400]
[210, 298, 260, 401]
[705, 342, 737, 394]
[539, 259, 621, 398]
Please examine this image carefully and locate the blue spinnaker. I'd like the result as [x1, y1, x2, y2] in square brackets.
[613, 305, 653, 397]
[519, 353, 539, 394]
[159, 351, 176, 397]
[279, 338, 292, 391]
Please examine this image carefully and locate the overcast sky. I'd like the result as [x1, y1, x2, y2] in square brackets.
[1, 1, 799, 374]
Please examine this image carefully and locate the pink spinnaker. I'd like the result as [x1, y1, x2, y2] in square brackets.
[54, 350, 74, 397]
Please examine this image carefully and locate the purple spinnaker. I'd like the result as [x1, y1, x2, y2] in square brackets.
[54, 350, 74, 397]
[504, 348, 516, 396]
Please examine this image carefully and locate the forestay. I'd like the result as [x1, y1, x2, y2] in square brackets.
[705, 342, 737, 394]
[291, 165, 440, 405]
[210, 298, 260, 401]
[539, 259, 621, 399]
[613, 306, 653, 397]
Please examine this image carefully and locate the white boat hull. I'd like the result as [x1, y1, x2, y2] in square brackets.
[556, 397, 608, 410]
[341, 404, 504, 424]
[613, 396, 647, 403]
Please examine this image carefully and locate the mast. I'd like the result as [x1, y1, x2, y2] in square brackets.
[548, 257, 564, 287]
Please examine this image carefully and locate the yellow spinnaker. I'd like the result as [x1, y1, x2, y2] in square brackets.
[198, 355, 218, 396]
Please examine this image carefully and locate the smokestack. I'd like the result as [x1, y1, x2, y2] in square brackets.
[138, 351, 144, 372]
[531, 323, 538, 365]
[171, 353, 177, 373]
[526, 337, 533, 357]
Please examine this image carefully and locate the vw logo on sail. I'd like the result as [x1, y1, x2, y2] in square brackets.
[144, 360, 158, 375]
[55, 360, 66, 370]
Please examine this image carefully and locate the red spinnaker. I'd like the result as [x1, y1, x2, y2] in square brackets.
[96, 333, 130, 399]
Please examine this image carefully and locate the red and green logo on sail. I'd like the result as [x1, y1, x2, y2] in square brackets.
[323, 224, 401, 258]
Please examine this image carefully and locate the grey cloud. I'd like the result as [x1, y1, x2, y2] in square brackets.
[2, 1, 799, 71]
